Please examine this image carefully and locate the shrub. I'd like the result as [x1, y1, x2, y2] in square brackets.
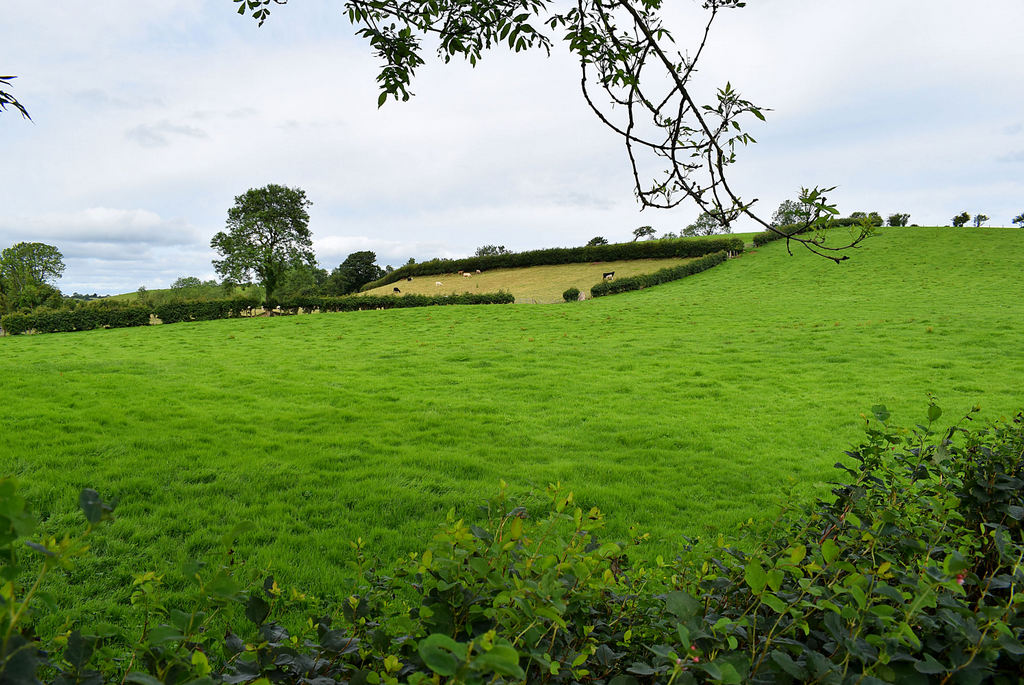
[562, 287, 581, 302]
[4, 403, 1023, 683]
[361, 236, 745, 291]
[590, 250, 728, 297]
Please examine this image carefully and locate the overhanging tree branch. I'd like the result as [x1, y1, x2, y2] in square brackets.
[233, 0, 872, 261]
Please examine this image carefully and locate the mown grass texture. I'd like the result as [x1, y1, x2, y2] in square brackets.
[1, 226, 1022, 628]
[361, 256, 697, 303]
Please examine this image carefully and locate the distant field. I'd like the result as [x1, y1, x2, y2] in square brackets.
[2, 227, 1023, 629]
[361, 257, 697, 303]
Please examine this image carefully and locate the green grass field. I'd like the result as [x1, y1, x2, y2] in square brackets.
[2, 226, 1023, 627]
[362, 257, 697, 303]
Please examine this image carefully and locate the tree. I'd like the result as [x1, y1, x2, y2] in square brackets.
[952, 212, 970, 227]
[973, 214, 989, 228]
[632, 226, 655, 242]
[771, 199, 814, 227]
[0, 75, 30, 120]
[887, 213, 910, 227]
[324, 251, 385, 295]
[236, 0, 869, 262]
[210, 184, 314, 304]
[1013, 213, 1024, 228]
[475, 245, 511, 257]
[586, 236, 609, 246]
[171, 276, 204, 290]
[0, 242, 66, 313]
[683, 212, 732, 237]
[277, 263, 328, 299]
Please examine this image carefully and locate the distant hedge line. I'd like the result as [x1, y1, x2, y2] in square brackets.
[752, 215, 883, 247]
[0, 292, 513, 336]
[274, 292, 515, 312]
[362, 236, 745, 290]
[589, 250, 729, 297]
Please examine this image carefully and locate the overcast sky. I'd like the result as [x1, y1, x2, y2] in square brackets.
[2, 1, 1022, 294]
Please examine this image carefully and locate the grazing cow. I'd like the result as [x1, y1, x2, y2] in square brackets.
[406, 276, 412, 282]
[475, 269, 481, 274]
[435, 281, 443, 286]
[462, 272, 472, 278]
[393, 287, 401, 293]
[603, 271, 615, 280]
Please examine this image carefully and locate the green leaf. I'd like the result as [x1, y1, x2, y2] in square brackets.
[472, 644, 524, 678]
[665, 590, 700, 619]
[927, 404, 942, 422]
[770, 650, 807, 679]
[762, 592, 787, 614]
[788, 544, 806, 565]
[418, 634, 461, 677]
[821, 538, 840, 564]
[744, 561, 768, 595]
[871, 405, 890, 423]
[998, 632, 1024, 655]
[913, 653, 946, 674]
[78, 488, 105, 524]
[124, 674, 164, 685]
[766, 569, 784, 592]
[245, 594, 270, 625]
[377, 91, 387, 108]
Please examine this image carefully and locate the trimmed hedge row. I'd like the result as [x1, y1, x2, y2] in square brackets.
[1, 293, 514, 336]
[751, 222, 819, 247]
[589, 250, 729, 297]
[154, 297, 262, 324]
[362, 236, 745, 290]
[0, 306, 151, 335]
[275, 292, 515, 312]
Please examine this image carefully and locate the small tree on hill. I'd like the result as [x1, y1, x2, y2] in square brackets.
[683, 212, 731, 237]
[475, 244, 511, 257]
[973, 214, 989, 227]
[210, 184, 314, 304]
[771, 199, 814, 227]
[887, 213, 910, 227]
[631, 226, 655, 241]
[952, 211, 970, 227]
[324, 251, 384, 295]
[0, 242, 66, 314]
[1013, 212, 1024, 228]
[586, 236, 609, 246]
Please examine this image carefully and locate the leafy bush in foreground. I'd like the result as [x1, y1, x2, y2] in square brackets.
[2, 403, 1022, 683]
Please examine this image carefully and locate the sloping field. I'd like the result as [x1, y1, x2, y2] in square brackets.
[2, 227, 1022, 625]
[361, 256, 697, 303]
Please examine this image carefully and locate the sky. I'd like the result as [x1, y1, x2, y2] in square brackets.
[2, 1, 1022, 295]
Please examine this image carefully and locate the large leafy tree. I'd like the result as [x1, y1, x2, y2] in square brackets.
[211, 184, 315, 303]
[0, 242, 65, 313]
[234, 0, 869, 261]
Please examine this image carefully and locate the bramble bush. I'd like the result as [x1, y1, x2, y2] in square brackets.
[2, 402, 1022, 683]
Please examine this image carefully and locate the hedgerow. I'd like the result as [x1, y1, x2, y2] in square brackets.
[589, 251, 729, 298]
[752, 215, 882, 248]
[4, 403, 1021, 683]
[1, 293, 514, 336]
[361, 236, 745, 291]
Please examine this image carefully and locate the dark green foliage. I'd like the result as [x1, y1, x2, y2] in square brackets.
[362, 236, 744, 291]
[952, 211, 971, 227]
[0, 302, 151, 335]
[324, 251, 385, 295]
[752, 214, 881, 248]
[974, 213, 990, 227]
[475, 244, 511, 257]
[1, 293, 512, 336]
[632, 225, 656, 241]
[210, 184, 315, 303]
[590, 250, 728, 297]
[5, 405, 1023, 683]
[586, 236, 609, 246]
[887, 212, 910, 227]
[154, 297, 262, 324]
[562, 287, 581, 302]
[1013, 212, 1024, 227]
[277, 291, 515, 313]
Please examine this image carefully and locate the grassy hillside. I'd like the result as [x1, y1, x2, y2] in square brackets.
[362, 256, 697, 303]
[2, 227, 1022, 627]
